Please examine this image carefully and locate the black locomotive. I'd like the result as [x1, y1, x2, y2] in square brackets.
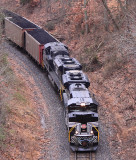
[43, 42, 99, 151]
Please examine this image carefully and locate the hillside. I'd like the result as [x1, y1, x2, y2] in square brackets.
[0, 0, 136, 160]
[0, 44, 46, 159]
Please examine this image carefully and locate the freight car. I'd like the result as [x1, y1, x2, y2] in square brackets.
[4, 10, 99, 152]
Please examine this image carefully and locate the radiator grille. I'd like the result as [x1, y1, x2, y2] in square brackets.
[71, 135, 98, 145]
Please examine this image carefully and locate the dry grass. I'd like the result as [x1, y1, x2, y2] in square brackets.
[0, 46, 44, 159]
[45, 21, 55, 31]
[13, 91, 27, 105]
[0, 25, 10, 144]
[0, 49, 28, 152]
[103, 53, 126, 78]
[20, 0, 30, 5]
[0, 53, 11, 150]
[79, 43, 103, 72]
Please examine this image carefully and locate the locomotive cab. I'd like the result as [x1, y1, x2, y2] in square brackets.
[43, 42, 69, 72]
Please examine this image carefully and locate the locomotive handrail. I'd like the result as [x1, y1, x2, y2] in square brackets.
[59, 82, 65, 101]
[92, 124, 99, 142]
[69, 124, 77, 142]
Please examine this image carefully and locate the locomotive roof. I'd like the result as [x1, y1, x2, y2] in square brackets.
[66, 83, 98, 106]
[71, 91, 90, 98]
[54, 57, 81, 70]
[67, 97, 98, 106]
[44, 42, 68, 52]
[69, 83, 90, 98]
[27, 29, 57, 44]
[4, 10, 39, 29]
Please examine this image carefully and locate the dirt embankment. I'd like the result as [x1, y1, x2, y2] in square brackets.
[0, 43, 46, 159]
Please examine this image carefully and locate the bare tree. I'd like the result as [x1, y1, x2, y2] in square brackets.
[102, 0, 119, 30]
[104, 1, 109, 31]
[84, 0, 89, 33]
[124, 0, 129, 9]
[117, 0, 126, 13]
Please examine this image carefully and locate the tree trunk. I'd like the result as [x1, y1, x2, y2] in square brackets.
[84, 0, 89, 33]
[104, 4, 109, 31]
[102, 0, 119, 30]
[125, 0, 129, 9]
[117, 0, 126, 13]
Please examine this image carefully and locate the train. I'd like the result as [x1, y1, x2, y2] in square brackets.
[3, 10, 99, 152]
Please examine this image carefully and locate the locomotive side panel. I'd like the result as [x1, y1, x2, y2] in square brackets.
[5, 18, 24, 47]
[25, 31, 41, 63]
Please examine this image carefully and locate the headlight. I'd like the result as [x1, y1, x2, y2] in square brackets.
[81, 124, 86, 129]
[90, 130, 94, 134]
[81, 102, 86, 107]
[75, 131, 78, 134]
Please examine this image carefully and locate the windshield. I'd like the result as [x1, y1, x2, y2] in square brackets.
[69, 114, 98, 123]
[68, 105, 97, 113]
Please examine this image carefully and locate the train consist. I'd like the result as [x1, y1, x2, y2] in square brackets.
[4, 10, 99, 152]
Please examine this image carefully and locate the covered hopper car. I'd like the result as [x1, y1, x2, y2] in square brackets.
[4, 10, 99, 152]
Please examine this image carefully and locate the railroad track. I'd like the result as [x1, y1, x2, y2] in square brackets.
[74, 152, 96, 160]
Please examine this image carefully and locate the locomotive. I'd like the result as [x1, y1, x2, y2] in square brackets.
[4, 10, 99, 152]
